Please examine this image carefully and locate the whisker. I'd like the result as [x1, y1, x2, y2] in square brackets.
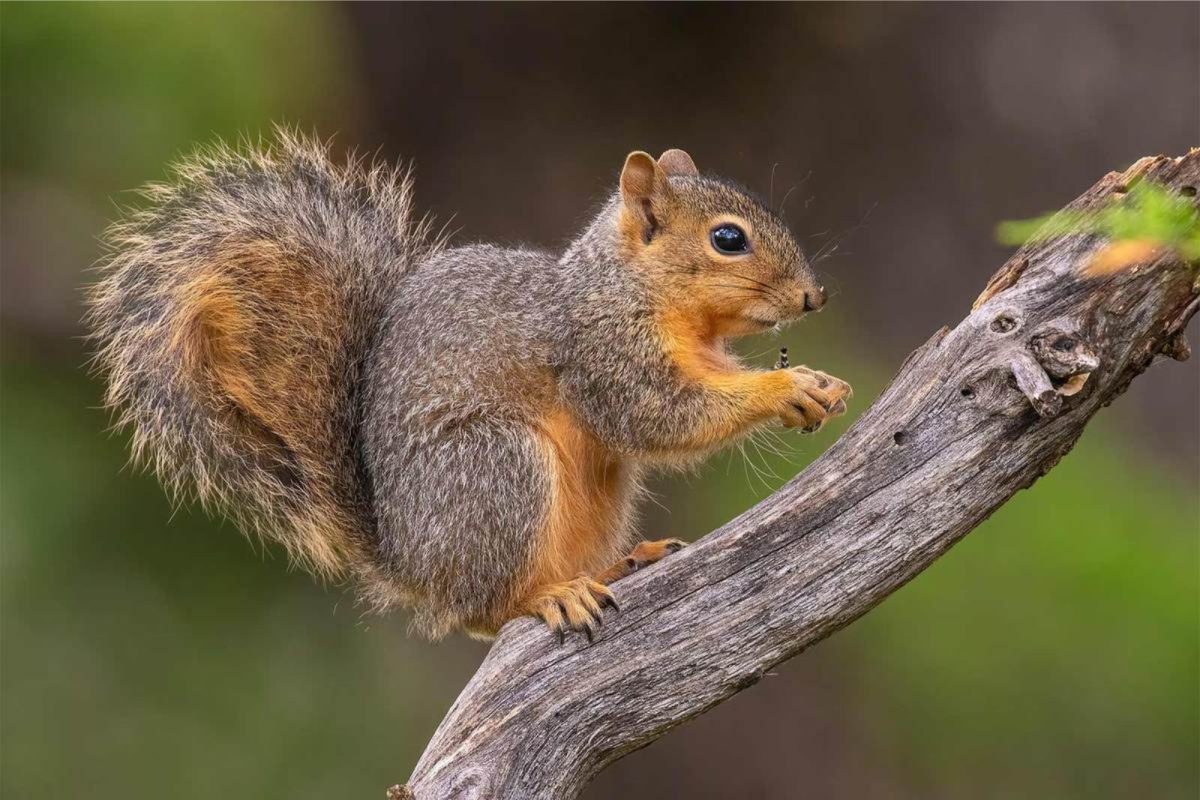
[813, 241, 840, 261]
[778, 185, 797, 217]
[704, 280, 781, 306]
[706, 287, 772, 303]
[728, 272, 776, 292]
[746, 433, 787, 487]
[779, 169, 812, 219]
[761, 427, 800, 464]
[736, 439, 756, 491]
[744, 343, 786, 362]
[741, 437, 773, 492]
[810, 202, 877, 265]
[759, 427, 794, 461]
[727, 272, 790, 308]
[707, 283, 766, 292]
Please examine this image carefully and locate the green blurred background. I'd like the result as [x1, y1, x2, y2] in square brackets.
[2, 4, 1197, 798]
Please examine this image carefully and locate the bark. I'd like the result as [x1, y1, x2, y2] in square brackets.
[394, 153, 1199, 799]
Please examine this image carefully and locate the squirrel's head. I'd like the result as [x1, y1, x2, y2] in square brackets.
[616, 149, 824, 338]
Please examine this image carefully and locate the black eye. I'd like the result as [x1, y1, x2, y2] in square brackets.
[710, 224, 748, 254]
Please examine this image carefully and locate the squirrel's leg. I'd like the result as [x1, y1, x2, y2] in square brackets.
[504, 407, 637, 640]
[597, 538, 688, 583]
[647, 367, 851, 457]
[371, 418, 556, 640]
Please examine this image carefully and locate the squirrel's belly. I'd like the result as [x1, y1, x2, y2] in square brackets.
[525, 407, 635, 588]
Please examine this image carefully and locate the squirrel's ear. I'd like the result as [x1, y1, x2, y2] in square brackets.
[658, 149, 698, 177]
[619, 151, 669, 204]
[620, 152, 673, 244]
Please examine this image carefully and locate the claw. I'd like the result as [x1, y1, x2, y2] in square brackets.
[527, 575, 615, 642]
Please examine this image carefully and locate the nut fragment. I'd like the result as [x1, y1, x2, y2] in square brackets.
[1057, 372, 1090, 397]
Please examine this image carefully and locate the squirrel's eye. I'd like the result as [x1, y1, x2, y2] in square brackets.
[710, 224, 748, 254]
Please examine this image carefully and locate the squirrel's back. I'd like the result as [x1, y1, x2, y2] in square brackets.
[87, 129, 440, 583]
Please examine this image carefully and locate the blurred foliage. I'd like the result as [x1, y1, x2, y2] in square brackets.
[1, 4, 1197, 799]
[853, 437, 1198, 796]
[997, 181, 1200, 274]
[1, 2, 359, 192]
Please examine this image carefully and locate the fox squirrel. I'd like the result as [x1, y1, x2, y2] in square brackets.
[87, 130, 851, 640]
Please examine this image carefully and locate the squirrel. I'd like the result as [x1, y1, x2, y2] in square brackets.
[87, 129, 851, 641]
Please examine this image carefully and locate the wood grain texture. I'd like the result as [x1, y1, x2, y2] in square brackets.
[396, 153, 1200, 799]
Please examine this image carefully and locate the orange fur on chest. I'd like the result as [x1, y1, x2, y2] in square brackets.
[527, 407, 632, 589]
[656, 305, 793, 455]
[658, 306, 744, 389]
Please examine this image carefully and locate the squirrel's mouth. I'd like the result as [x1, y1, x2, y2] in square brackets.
[741, 314, 785, 332]
[717, 309, 795, 337]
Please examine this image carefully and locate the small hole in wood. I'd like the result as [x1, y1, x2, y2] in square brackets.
[1181, 186, 1197, 197]
[1112, 184, 1128, 194]
[1052, 336, 1076, 352]
[893, 431, 910, 446]
[960, 386, 974, 398]
[991, 315, 1017, 334]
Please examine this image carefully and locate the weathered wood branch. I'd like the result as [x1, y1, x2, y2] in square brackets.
[395, 153, 1199, 799]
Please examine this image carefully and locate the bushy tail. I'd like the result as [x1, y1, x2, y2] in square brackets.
[87, 128, 439, 584]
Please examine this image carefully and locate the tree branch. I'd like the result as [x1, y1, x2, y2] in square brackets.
[394, 153, 1199, 799]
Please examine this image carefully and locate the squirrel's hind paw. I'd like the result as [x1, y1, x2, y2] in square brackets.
[598, 538, 687, 583]
[526, 575, 617, 643]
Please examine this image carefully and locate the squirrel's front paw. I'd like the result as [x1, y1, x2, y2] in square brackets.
[526, 575, 617, 643]
[778, 367, 851, 432]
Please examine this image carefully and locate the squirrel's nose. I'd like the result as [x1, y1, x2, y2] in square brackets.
[803, 287, 827, 312]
